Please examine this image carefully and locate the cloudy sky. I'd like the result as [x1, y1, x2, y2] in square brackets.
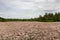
[0, 0, 60, 18]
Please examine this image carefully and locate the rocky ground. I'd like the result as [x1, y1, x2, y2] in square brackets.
[0, 22, 60, 40]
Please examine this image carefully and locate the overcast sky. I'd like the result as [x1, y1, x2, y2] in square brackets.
[0, 0, 60, 18]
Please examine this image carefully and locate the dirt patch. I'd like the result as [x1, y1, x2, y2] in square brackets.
[0, 22, 60, 40]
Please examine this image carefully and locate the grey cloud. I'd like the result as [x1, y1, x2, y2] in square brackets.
[55, 0, 60, 3]
[0, 0, 60, 18]
[20, 0, 34, 2]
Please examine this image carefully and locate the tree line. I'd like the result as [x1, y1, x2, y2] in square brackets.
[37, 12, 60, 22]
[0, 12, 60, 22]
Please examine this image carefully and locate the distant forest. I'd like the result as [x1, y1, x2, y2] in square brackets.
[0, 12, 60, 22]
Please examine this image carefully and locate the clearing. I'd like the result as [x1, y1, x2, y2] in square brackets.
[0, 22, 60, 40]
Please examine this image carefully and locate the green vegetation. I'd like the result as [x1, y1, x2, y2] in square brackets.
[0, 17, 6, 22]
[0, 12, 60, 22]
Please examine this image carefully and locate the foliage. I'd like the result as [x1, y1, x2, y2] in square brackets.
[0, 12, 60, 22]
[0, 17, 6, 22]
[38, 12, 60, 22]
